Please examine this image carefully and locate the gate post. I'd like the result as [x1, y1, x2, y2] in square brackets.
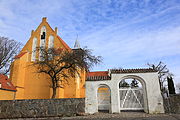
[85, 82, 98, 114]
[111, 82, 120, 113]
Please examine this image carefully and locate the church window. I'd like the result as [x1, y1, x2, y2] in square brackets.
[41, 32, 46, 39]
[39, 26, 46, 61]
[31, 37, 37, 61]
[48, 35, 54, 60]
[48, 35, 54, 48]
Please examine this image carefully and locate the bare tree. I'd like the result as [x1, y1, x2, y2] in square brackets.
[33, 47, 102, 98]
[131, 79, 139, 88]
[0, 37, 21, 75]
[119, 80, 130, 88]
[147, 61, 173, 93]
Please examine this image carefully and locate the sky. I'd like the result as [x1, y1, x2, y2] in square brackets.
[0, 0, 180, 86]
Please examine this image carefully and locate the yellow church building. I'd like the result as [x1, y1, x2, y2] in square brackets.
[9, 17, 85, 99]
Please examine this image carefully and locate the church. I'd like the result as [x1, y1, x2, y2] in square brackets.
[0, 17, 165, 114]
[9, 17, 85, 99]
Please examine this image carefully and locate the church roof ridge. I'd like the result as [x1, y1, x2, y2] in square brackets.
[57, 35, 71, 51]
[14, 52, 27, 59]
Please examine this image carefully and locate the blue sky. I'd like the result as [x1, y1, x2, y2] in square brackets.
[0, 0, 180, 85]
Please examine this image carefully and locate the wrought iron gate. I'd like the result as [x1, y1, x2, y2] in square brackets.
[119, 87, 144, 110]
[98, 86, 110, 111]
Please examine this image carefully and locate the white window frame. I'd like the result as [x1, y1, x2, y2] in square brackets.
[48, 35, 54, 48]
[31, 37, 37, 61]
[39, 26, 46, 61]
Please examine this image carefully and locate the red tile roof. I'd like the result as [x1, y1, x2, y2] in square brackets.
[57, 36, 71, 51]
[110, 68, 157, 73]
[14, 52, 27, 59]
[87, 71, 109, 77]
[86, 68, 157, 81]
[87, 71, 111, 81]
[0, 74, 16, 91]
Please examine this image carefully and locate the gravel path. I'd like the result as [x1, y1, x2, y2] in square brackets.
[4, 112, 180, 120]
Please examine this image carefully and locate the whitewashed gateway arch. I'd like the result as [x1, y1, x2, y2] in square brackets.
[85, 69, 165, 114]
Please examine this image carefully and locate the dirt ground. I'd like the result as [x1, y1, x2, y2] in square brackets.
[5, 112, 180, 120]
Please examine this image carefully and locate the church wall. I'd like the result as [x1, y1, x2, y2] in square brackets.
[63, 73, 77, 98]
[0, 90, 15, 100]
[10, 53, 29, 99]
[23, 62, 51, 99]
[80, 69, 86, 98]
[10, 60, 20, 86]
[75, 68, 86, 98]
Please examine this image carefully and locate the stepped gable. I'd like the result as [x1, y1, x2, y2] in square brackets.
[0, 74, 16, 91]
[15, 17, 71, 59]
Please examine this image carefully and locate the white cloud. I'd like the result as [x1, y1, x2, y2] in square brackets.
[0, 0, 180, 83]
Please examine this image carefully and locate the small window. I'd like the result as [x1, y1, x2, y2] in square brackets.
[41, 32, 46, 39]
[39, 26, 46, 61]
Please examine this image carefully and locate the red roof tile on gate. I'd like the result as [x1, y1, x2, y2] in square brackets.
[87, 71, 109, 77]
[0, 74, 16, 91]
[110, 68, 157, 73]
[87, 71, 111, 81]
[86, 68, 157, 81]
[14, 52, 27, 59]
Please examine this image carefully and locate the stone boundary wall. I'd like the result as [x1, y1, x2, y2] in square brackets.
[164, 94, 180, 114]
[0, 98, 85, 119]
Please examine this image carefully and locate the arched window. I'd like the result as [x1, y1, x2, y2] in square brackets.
[31, 37, 37, 61]
[39, 26, 46, 61]
[40, 26, 46, 47]
[48, 35, 54, 48]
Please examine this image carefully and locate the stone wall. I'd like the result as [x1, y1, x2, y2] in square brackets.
[164, 94, 180, 114]
[0, 98, 85, 119]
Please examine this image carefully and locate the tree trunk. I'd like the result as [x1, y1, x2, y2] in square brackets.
[51, 87, 57, 99]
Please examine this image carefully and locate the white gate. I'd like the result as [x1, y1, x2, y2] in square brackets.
[98, 86, 111, 111]
[119, 87, 144, 110]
